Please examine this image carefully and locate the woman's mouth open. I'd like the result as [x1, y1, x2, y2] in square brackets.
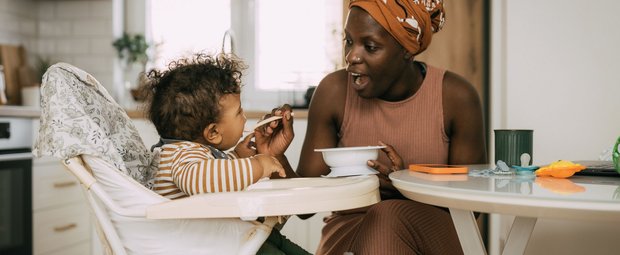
[351, 72, 369, 91]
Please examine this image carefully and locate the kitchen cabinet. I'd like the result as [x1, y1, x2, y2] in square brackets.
[32, 120, 92, 255]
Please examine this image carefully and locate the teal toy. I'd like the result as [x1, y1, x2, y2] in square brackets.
[512, 165, 539, 172]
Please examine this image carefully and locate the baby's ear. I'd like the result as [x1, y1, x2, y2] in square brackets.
[203, 123, 222, 145]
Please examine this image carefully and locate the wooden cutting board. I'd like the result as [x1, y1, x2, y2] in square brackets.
[0, 45, 26, 105]
[18, 65, 37, 88]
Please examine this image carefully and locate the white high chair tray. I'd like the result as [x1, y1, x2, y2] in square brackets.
[146, 175, 380, 219]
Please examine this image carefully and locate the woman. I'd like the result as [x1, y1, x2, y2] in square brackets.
[297, 0, 487, 254]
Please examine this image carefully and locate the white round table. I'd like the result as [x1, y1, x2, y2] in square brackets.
[390, 166, 620, 255]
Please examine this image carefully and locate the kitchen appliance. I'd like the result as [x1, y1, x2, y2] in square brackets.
[0, 117, 33, 255]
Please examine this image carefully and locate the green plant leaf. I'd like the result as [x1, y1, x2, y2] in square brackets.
[112, 32, 150, 65]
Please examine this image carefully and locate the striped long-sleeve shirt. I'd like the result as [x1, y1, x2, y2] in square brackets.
[153, 141, 254, 199]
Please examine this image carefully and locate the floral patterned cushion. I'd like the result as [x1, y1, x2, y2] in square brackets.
[33, 62, 156, 188]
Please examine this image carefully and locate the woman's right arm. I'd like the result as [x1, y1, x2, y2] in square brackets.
[297, 70, 348, 177]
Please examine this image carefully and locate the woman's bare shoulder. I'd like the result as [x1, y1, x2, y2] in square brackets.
[310, 69, 348, 117]
[441, 70, 484, 136]
[315, 69, 348, 94]
[442, 70, 480, 104]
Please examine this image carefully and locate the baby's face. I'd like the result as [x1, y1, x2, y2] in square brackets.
[215, 93, 246, 150]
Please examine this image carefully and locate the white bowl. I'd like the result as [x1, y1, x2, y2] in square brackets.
[315, 146, 386, 177]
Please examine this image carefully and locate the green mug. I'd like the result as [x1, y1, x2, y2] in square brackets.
[613, 136, 620, 174]
[494, 129, 533, 167]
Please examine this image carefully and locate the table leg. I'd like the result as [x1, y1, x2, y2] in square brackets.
[502, 216, 537, 255]
[449, 208, 487, 255]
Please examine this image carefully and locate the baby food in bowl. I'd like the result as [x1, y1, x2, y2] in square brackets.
[315, 146, 386, 177]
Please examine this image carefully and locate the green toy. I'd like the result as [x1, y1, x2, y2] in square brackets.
[614, 135, 620, 174]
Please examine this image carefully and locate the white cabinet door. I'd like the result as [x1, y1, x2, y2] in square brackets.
[32, 160, 83, 210]
[32, 119, 91, 255]
[33, 190, 91, 255]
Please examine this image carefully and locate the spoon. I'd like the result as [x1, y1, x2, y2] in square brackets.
[248, 115, 283, 131]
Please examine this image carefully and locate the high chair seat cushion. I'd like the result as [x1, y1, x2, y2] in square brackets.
[82, 155, 258, 254]
[33, 63, 156, 188]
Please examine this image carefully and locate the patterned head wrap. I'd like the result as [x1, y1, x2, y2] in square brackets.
[349, 0, 446, 56]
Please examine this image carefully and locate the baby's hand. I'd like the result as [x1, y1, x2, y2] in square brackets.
[234, 133, 257, 158]
[254, 154, 286, 178]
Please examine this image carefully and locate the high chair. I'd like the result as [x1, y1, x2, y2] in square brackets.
[33, 63, 380, 255]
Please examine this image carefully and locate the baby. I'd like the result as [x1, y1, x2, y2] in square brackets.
[143, 53, 286, 198]
[143, 53, 309, 254]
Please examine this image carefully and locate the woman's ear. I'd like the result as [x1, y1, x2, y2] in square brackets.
[203, 123, 222, 145]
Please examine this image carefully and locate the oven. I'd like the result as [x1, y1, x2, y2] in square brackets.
[0, 117, 33, 255]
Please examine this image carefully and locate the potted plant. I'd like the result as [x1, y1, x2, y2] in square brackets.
[112, 33, 149, 101]
[112, 32, 149, 67]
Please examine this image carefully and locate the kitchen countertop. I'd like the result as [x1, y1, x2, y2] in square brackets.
[0, 105, 308, 119]
[0, 105, 41, 118]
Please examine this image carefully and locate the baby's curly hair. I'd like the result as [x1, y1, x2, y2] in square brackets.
[142, 53, 246, 141]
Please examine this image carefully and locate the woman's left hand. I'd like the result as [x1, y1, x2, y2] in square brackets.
[254, 105, 295, 156]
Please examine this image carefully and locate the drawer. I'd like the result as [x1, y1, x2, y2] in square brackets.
[42, 241, 90, 255]
[33, 161, 84, 210]
[33, 203, 91, 255]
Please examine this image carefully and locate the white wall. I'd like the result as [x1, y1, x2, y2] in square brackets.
[491, 0, 620, 254]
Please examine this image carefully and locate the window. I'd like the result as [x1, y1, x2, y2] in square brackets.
[147, 0, 343, 110]
[148, 0, 232, 70]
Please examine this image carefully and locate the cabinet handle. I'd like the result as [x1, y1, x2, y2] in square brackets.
[53, 181, 78, 188]
[53, 223, 77, 232]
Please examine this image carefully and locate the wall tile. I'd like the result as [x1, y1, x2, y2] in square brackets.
[49, 55, 74, 66]
[55, 1, 91, 19]
[10, 0, 36, 18]
[37, 2, 55, 20]
[56, 38, 90, 54]
[73, 56, 113, 73]
[90, 1, 112, 18]
[38, 21, 72, 37]
[0, 0, 8, 12]
[73, 20, 111, 36]
[1, 0, 121, 103]
[0, 14, 20, 33]
[0, 34, 21, 45]
[19, 20, 37, 36]
[89, 71, 113, 90]
[36, 39, 56, 56]
[90, 37, 115, 55]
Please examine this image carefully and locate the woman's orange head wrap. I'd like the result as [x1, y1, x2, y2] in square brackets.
[349, 0, 445, 56]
